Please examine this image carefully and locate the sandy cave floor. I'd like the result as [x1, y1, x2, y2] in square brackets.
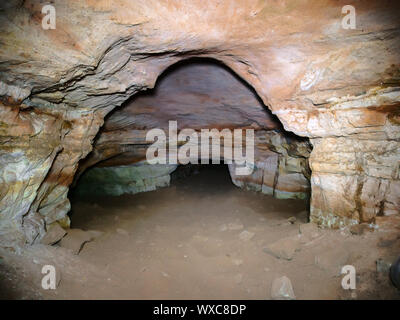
[0, 165, 399, 300]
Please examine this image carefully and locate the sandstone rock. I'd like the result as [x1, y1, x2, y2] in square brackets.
[40, 223, 67, 246]
[0, 0, 399, 247]
[74, 163, 178, 196]
[228, 133, 311, 201]
[74, 62, 311, 201]
[271, 276, 296, 300]
[263, 237, 301, 260]
[310, 137, 400, 228]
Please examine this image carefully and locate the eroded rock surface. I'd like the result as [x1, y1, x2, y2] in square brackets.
[75, 163, 178, 196]
[76, 62, 311, 199]
[0, 0, 399, 246]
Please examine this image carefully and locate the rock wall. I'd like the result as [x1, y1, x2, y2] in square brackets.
[74, 130, 310, 200]
[73, 61, 310, 200]
[74, 163, 177, 197]
[229, 131, 311, 200]
[0, 0, 399, 247]
[0, 101, 107, 246]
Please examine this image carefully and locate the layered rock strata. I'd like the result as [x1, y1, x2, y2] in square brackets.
[0, 0, 399, 246]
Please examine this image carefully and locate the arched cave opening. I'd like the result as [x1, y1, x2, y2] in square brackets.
[69, 58, 312, 218]
[1, 1, 399, 301]
[58, 58, 314, 298]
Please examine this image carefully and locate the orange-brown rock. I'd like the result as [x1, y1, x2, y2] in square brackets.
[0, 0, 399, 247]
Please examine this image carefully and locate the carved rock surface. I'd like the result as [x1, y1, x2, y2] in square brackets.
[0, 0, 399, 246]
[76, 62, 311, 199]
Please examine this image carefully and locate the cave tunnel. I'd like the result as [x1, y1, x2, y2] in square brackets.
[62, 59, 313, 299]
[1, 1, 399, 301]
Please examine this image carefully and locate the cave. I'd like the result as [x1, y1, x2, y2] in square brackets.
[0, 0, 399, 301]
[70, 58, 311, 203]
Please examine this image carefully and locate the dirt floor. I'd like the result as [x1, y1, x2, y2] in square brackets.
[0, 165, 399, 299]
